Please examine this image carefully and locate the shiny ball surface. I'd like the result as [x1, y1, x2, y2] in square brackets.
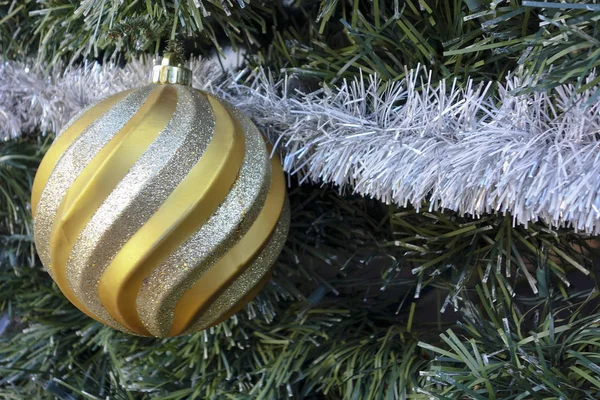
[32, 84, 289, 337]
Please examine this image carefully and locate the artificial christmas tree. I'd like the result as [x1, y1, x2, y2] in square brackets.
[1, 1, 600, 399]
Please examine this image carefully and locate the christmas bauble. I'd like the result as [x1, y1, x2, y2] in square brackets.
[31, 55, 290, 337]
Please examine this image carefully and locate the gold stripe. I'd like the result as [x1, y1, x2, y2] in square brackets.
[97, 95, 246, 336]
[168, 154, 286, 336]
[48, 86, 177, 321]
[31, 90, 133, 217]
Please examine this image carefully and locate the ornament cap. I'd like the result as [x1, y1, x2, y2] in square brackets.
[151, 53, 192, 86]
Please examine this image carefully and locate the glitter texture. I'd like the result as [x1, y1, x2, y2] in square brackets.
[137, 98, 271, 337]
[182, 199, 290, 335]
[65, 86, 214, 331]
[55, 102, 96, 140]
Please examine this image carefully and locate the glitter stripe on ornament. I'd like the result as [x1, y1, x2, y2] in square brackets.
[169, 152, 287, 336]
[97, 95, 246, 335]
[185, 199, 290, 335]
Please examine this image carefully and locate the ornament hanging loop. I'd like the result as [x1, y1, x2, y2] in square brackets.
[151, 52, 192, 86]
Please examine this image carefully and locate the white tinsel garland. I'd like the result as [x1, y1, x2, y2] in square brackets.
[1, 57, 599, 234]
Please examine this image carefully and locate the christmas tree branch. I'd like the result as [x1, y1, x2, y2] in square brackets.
[2, 0, 599, 95]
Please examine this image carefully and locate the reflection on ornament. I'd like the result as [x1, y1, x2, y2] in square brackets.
[31, 54, 290, 337]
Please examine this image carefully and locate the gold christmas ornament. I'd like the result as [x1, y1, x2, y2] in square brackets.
[31, 54, 290, 337]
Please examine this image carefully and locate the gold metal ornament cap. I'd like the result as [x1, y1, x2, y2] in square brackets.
[151, 53, 192, 86]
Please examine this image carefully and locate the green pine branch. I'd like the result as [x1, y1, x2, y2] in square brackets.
[0, 135, 49, 269]
[2, 1, 599, 93]
[420, 278, 600, 399]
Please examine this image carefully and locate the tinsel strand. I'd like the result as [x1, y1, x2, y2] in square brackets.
[2, 57, 599, 234]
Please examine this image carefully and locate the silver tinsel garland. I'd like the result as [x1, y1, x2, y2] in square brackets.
[2, 57, 599, 234]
